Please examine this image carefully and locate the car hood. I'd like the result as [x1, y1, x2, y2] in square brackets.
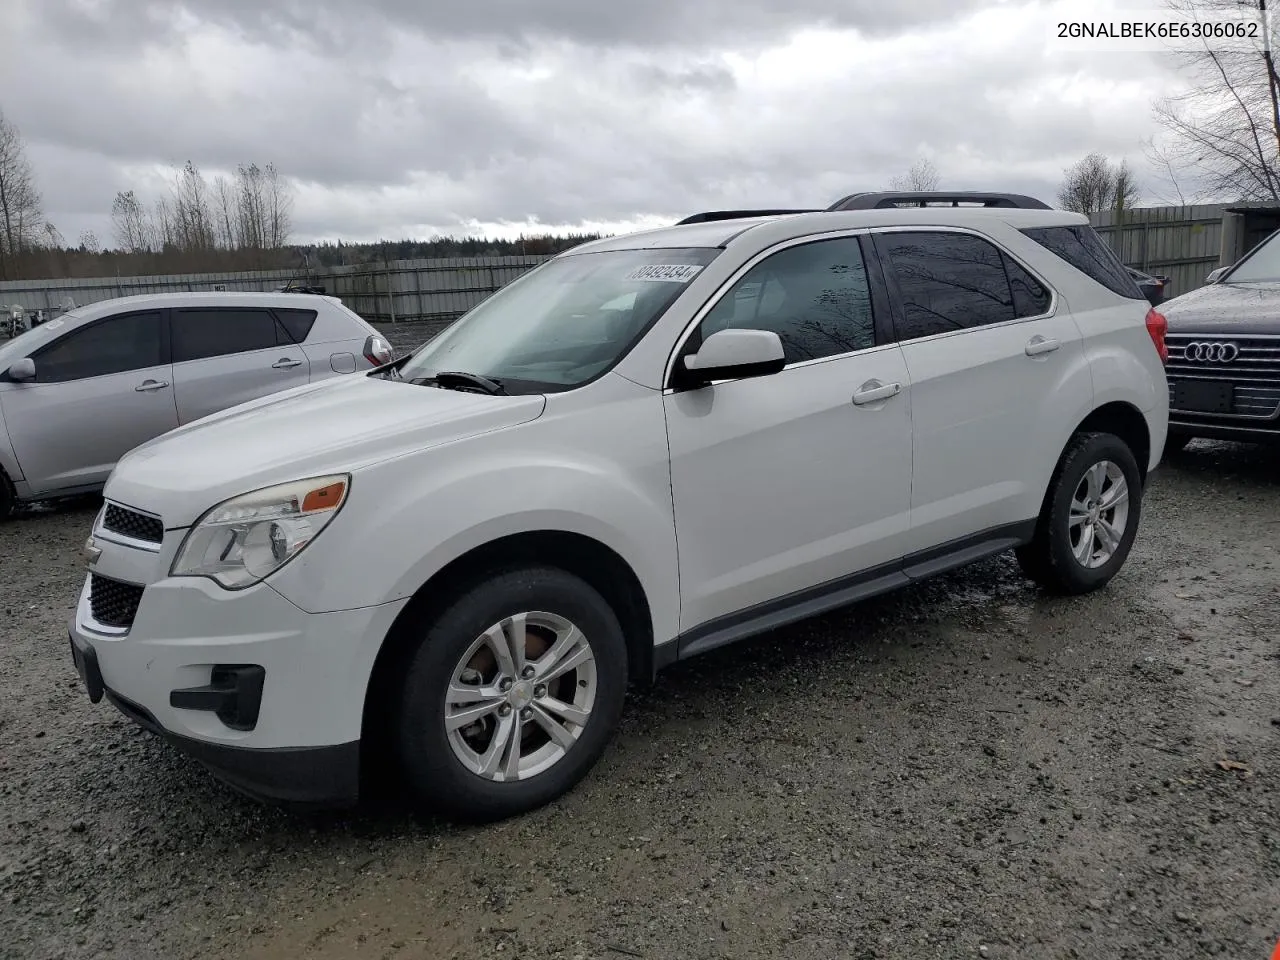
[104, 374, 546, 526]
[1160, 281, 1280, 334]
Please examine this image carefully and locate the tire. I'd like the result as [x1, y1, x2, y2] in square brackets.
[394, 566, 629, 822]
[1016, 431, 1144, 596]
[0, 471, 14, 522]
[1164, 432, 1193, 455]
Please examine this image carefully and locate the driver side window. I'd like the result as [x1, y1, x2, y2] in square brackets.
[696, 236, 876, 364]
[33, 311, 165, 383]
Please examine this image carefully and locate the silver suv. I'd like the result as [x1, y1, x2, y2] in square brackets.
[0, 291, 391, 518]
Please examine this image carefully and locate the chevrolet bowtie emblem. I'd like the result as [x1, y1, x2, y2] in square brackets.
[83, 537, 102, 565]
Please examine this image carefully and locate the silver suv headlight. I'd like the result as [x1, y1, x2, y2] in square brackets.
[170, 474, 350, 589]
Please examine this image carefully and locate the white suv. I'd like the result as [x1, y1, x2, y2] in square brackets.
[67, 193, 1170, 821]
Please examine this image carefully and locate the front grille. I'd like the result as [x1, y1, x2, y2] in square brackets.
[102, 504, 164, 544]
[89, 574, 144, 629]
[1167, 335, 1280, 380]
[1166, 334, 1280, 419]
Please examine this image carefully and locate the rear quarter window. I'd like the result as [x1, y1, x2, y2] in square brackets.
[1020, 225, 1145, 300]
[273, 308, 319, 343]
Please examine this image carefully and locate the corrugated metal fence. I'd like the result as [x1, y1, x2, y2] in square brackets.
[1089, 204, 1226, 300]
[0, 255, 553, 323]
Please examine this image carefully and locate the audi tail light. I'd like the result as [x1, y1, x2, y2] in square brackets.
[363, 335, 393, 367]
[1145, 307, 1168, 365]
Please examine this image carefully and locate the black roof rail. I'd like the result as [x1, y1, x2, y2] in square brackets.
[675, 209, 821, 225]
[827, 191, 1052, 211]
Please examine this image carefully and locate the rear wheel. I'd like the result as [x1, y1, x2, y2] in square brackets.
[393, 566, 628, 822]
[1016, 432, 1143, 595]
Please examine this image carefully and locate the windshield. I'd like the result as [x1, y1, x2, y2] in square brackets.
[1224, 229, 1280, 282]
[396, 247, 721, 393]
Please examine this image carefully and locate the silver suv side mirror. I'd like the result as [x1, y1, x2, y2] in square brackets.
[678, 329, 786, 387]
[7, 358, 35, 382]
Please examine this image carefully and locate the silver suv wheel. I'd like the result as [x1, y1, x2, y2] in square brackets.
[445, 611, 598, 782]
[1068, 460, 1130, 569]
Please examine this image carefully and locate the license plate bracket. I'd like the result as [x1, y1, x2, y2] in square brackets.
[1172, 380, 1234, 414]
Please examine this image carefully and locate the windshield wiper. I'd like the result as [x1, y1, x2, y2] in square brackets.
[412, 371, 507, 395]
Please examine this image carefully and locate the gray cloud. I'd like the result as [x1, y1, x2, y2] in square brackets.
[36, 0, 993, 52]
[6, 0, 1186, 246]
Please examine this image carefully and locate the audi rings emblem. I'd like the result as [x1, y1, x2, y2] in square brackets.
[1184, 341, 1240, 362]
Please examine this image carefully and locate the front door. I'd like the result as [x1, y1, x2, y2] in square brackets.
[2, 309, 177, 495]
[663, 234, 914, 636]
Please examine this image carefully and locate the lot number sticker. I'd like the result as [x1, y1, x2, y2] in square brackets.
[625, 264, 704, 283]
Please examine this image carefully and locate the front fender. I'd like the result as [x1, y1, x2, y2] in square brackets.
[269, 387, 680, 645]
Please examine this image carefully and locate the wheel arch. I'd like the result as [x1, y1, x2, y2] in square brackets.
[1072, 400, 1152, 482]
[360, 529, 656, 755]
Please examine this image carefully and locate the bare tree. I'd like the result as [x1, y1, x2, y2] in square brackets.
[111, 190, 150, 252]
[1057, 153, 1141, 215]
[0, 109, 44, 275]
[263, 163, 293, 249]
[78, 230, 101, 253]
[234, 163, 267, 249]
[1143, 136, 1190, 205]
[889, 157, 940, 191]
[169, 160, 215, 251]
[150, 196, 175, 251]
[1152, 0, 1280, 201]
[212, 175, 236, 249]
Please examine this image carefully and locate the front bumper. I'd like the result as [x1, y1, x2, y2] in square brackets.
[70, 628, 359, 805]
[69, 570, 408, 808]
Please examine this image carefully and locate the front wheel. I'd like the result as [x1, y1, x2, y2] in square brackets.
[0, 472, 14, 522]
[1016, 431, 1143, 596]
[394, 566, 629, 822]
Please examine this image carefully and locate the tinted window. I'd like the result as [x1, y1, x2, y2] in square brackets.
[172, 309, 280, 362]
[34, 312, 164, 383]
[880, 231, 1015, 340]
[1004, 254, 1052, 317]
[1020, 225, 1145, 299]
[698, 237, 876, 364]
[275, 308, 318, 343]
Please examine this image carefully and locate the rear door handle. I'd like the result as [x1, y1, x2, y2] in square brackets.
[134, 379, 169, 393]
[272, 358, 303, 369]
[852, 379, 902, 406]
[1025, 336, 1060, 357]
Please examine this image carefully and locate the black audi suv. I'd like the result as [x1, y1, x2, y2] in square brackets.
[1159, 229, 1280, 450]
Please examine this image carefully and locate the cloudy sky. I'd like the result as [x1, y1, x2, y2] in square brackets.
[2, 0, 1202, 245]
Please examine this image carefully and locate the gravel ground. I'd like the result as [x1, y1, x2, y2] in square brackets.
[2, 367, 1279, 959]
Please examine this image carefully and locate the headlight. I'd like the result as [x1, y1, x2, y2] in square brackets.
[170, 474, 350, 589]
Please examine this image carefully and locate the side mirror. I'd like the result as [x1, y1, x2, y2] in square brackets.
[1205, 266, 1229, 285]
[677, 328, 786, 387]
[6, 358, 35, 382]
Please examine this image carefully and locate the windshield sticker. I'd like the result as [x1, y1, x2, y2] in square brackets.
[625, 264, 704, 283]
[42, 319, 64, 331]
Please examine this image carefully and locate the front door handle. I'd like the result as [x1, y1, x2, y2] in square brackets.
[134, 379, 170, 393]
[272, 358, 303, 369]
[1025, 336, 1061, 357]
[852, 379, 902, 406]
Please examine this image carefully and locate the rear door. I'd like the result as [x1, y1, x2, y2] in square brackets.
[169, 307, 312, 423]
[871, 227, 1089, 556]
[2, 309, 177, 495]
